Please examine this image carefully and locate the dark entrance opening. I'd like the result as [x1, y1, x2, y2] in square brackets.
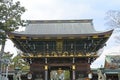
[49, 66, 71, 80]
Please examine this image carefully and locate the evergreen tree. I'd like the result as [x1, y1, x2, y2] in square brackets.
[0, 0, 25, 76]
[11, 54, 30, 71]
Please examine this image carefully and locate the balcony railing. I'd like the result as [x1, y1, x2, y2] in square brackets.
[22, 51, 98, 58]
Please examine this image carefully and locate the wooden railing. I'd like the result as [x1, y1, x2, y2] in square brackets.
[21, 52, 98, 58]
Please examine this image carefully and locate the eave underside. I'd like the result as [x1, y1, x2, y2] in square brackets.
[9, 30, 113, 38]
[8, 30, 112, 57]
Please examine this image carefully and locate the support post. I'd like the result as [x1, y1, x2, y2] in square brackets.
[73, 57, 75, 63]
[45, 58, 47, 64]
[118, 73, 120, 80]
[72, 65, 76, 80]
[45, 65, 48, 80]
[45, 58, 48, 80]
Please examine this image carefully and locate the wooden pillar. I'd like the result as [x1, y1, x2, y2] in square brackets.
[72, 65, 76, 80]
[45, 58, 47, 64]
[45, 58, 48, 80]
[73, 57, 75, 63]
[45, 65, 48, 80]
[72, 58, 75, 80]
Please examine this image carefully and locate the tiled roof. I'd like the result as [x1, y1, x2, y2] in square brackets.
[16, 19, 101, 35]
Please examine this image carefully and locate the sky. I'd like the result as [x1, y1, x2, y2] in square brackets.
[4, 0, 120, 68]
[15, 0, 120, 30]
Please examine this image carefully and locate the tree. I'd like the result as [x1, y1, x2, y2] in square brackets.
[105, 10, 120, 29]
[1, 52, 13, 72]
[10, 53, 30, 71]
[9, 53, 29, 80]
[0, 0, 25, 76]
[105, 10, 120, 44]
[1, 52, 13, 79]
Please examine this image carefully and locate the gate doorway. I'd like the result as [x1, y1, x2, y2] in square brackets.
[49, 66, 71, 80]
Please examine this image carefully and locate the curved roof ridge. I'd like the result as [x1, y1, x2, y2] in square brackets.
[27, 19, 93, 24]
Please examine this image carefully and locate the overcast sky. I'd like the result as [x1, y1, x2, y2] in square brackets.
[14, 0, 120, 30]
[5, 0, 120, 68]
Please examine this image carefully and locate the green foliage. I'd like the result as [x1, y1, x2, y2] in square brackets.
[2, 52, 13, 64]
[0, 0, 26, 73]
[64, 70, 70, 80]
[0, 0, 25, 39]
[10, 54, 30, 71]
[1, 52, 13, 71]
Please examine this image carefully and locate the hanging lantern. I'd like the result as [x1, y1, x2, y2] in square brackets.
[27, 72, 32, 80]
[57, 68, 63, 75]
[88, 72, 92, 79]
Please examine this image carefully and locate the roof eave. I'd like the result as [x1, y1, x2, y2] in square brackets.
[8, 30, 113, 39]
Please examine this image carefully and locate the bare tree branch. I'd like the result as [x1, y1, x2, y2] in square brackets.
[105, 10, 120, 29]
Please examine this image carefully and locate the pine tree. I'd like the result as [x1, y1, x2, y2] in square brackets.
[0, 0, 25, 76]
